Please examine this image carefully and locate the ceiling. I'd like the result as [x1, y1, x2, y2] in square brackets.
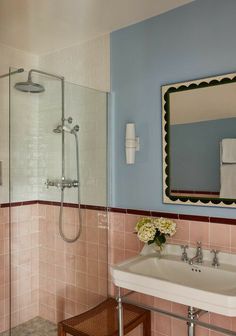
[0, 0, 193, 55]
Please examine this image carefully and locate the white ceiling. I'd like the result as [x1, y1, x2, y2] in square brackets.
[0, 0, 193, 55]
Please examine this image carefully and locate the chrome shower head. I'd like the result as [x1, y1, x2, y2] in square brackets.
[14, 72, 45, 93]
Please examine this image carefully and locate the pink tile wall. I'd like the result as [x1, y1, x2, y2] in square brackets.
[0, 205, 235, 335]
[0, 204, 108, 334]
[38, 205, 108, 324]
[108, 212, 236, 336]
[0, 205, 40, 333]
[11, 204, 40, 328]
[0, 207, 10, 333]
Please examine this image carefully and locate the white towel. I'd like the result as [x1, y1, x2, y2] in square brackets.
[220, 164, 236, 198]
[221, 139, 236, 163]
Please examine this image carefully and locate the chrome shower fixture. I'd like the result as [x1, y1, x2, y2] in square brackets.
[51, 116, 82, 243]
[53, 122, 79, 135]
[15, 71, 45, 93]
[53, 125, 63, 133]
[0, 68, 24, 79]
[64, 116, 73, 124]
[45, 178, 79, 189]
[14, 68, 64, 93]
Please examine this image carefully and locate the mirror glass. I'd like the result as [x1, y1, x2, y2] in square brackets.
[162, 73, 236, 206]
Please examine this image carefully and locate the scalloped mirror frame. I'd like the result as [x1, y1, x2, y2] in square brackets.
[162, 71, 236, 208]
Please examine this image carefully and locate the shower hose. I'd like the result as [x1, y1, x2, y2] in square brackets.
[59, 131, 82, 243]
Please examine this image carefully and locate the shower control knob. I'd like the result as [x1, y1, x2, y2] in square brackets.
[45, 178, 79, 189]
[72, 180, 79, 187]
[63, 116, 73, 124]
[45, 179, 54, 188]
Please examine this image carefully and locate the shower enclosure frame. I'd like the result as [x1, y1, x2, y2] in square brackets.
[6, 67, 109, 335]
[14, 68, 82, 242]
[0, 67, 26, 336]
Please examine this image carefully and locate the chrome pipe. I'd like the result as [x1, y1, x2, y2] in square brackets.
[28, 68, 64, 81]
[61, 78, 65, 179]
[187, 307, 195, 336]
[0, 68, 24, 79]
[117, 288, 124, 336]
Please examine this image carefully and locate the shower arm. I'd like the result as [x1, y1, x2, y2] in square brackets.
[28, 69, 64, 81]
[0, 68, 24, 79]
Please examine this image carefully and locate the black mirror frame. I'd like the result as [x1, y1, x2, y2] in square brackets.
[162, 72, 236, 208]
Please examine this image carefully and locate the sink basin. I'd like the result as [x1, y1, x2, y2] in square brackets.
[111, 244, 236, 316]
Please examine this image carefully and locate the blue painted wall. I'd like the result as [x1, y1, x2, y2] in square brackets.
[110, 0, 236, 217]
[170, 118, 236, 192]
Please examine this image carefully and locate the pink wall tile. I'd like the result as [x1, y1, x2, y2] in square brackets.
[124, 214, 139, 233]
[190, 221, 209, 248]
[154, 313, 171, 335]
[210, 223, 230, 251]
[110, 230, 125, 249]
[125, 232, 140, 252]
[230, 226, 236, 252]
[209, 312, 232, 330]
[195, 326, 210, 336]
[171, 318, 187, 336]
[86, 209, 98, 227]
[109, 212, 125, 232]
[171, 219, 190, 244]
[110, 248, 125, 264]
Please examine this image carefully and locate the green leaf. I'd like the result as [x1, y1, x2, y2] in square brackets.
[158, 234, 166, 244]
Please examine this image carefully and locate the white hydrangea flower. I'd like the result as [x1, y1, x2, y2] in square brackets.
[137, 223, 156, 243]
[154, 217, 176, 236]
[135, 217, 152, 232]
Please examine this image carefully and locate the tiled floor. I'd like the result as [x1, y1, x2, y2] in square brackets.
[0, 317, 57, 336]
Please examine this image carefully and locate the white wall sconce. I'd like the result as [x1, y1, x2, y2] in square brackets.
[125, 123, 140, 164]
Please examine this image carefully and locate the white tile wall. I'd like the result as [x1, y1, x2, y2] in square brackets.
[37, 36, 109, 206]
[38, 81, 107, 207]
[0, 43, 38, 203]
[39, 34, 110, 92]
[0, 36, 109, 206]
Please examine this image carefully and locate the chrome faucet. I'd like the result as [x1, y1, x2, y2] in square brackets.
[189, 241, 203, 265]
[181, 245, 189, 262]
[211, 249, 220, 267]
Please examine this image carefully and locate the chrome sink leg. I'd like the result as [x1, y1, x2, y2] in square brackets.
[117, 288, 124, 336]
[187, 307, 195, 336]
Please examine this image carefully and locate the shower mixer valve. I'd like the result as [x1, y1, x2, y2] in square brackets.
[45, 178, 79, 189]
[63, 116, 73, 124]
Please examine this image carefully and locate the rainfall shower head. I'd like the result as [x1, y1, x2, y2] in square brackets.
[14, 72, 45, 93]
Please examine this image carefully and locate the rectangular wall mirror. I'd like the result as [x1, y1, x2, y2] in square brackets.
[162, 72, 236, 207]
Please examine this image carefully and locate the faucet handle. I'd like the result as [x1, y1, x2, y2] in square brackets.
[211, 249, 220, 267]
[181, 245, 189, 262]
[197, 241, 202, 247]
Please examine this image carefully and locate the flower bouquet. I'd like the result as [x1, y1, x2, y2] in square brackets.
[135, 217, 176, 250]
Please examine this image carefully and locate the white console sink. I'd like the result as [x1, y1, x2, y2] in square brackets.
[111, 244, 236, 316]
